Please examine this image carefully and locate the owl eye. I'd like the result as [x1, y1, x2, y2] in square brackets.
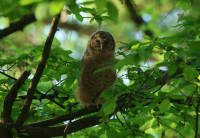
[104, 41, 109, 45]
[100, 34, 106, 39]
[95, 39, 100, 43]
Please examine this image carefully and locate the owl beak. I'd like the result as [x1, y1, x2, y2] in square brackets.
[100, 43, 103, 51]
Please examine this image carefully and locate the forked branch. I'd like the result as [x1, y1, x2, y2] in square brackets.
[1, 71, 30, 123]
[15, 14, 61, 129]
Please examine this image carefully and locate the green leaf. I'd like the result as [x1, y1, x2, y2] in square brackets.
[182, 85, 196, 96]
[159, 98, 170, 112]
[115, 54, 139, 69]
[20, 0, 41, 5]
[37, 81, 53, 92]
[94, 15, 103, 26]
[146, 77, 155, 87]
[102, 16, 112, 22]
[75, 13, 83, 22]
[143, 102, 157, 113]
[69, 3, 80, 14]
[164, 51, 171, 60]
[138, 48, 152, 63]
[183, 67, 199, 81]
[156, 61, 170, 67]
[176, 0, 191, 11]
[79, 1, 96, 5]
[168, 63, 178, 76]
[94, 66, 115, 74]
[90, 17, 95, 23]
[151, 119, 159, 128]
[35, 2, 49, 20]
[106, 1, 118, 22]
[101, 98, 116, 116]
[188, 42, 200, 57]
[118, 41, 139, 50]
[64, 70, 80, 89]
[49, 1, 65, 16]
[80, 7, 96, 14]
[11, 127, 18, 137]
[96, 0, 106, 14]
[100, 86, 115, 99]
[58, 93, 67, 98]
[99, 87, 116, 115]
[51, 48, 72, 59]
[106, 127, 128, 138]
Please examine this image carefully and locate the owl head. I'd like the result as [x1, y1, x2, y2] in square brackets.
[88, 31, 115, 53]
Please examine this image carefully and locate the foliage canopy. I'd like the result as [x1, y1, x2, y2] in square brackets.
[0, 0, 200, 138]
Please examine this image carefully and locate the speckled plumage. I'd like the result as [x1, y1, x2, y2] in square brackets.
[75, 31, 117, 107]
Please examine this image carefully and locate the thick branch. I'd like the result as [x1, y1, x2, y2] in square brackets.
[22, 94, 191, 138]
[0, 12, 95, 40]
[1, 71, 30, 124]
[15, 14, 60, 129]
[0, 14, 36, 39]
[20, 115, 101, 138]
[125, 0, 153, 37]
[27, 106, 100, 127]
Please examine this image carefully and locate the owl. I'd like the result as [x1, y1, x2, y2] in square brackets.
[75, 31, 117, 107]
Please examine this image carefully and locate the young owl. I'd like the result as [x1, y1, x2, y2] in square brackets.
[75, 31, 117, 107]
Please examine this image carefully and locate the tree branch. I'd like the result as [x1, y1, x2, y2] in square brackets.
[0, 71, 17, 81]
[125, 0, 153, 37]
[0, 12, 95, 40]
[15, 14, 61, 129]
[19, 115, 101, 138]
[27, 106, 100, 127]
[1, 71, 30, 124]
[0, 14, 36, 39]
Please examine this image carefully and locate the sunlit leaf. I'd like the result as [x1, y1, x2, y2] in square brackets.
[96, 0, 106, 14]
[115, 53, 140, 69]
[176, 0, 191, 11]
[168, 63, 178, 76]
[49, 1, 65, 16]
[183, 67, 199, 81]
[75, 13, 83, 22]
[101, 98, 116, 116]
[106, 1, 118, 22]
[159, 98, 170, 112]
[35, 2, 49, 20]
[79, 1, 95, 5]
[20, 0, 41, 5]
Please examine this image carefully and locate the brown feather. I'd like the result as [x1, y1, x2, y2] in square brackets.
[75, 31, 117, 107]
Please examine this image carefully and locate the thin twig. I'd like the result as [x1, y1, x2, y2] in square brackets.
[63, 120, 71, 138]
[0, 63, 16, 71]
[44, 78, 66, 95]
[0, 71, 17, 81]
